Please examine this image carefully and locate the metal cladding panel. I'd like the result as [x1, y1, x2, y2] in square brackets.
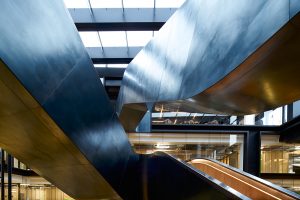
[0, 0, 294, 199]
[143, 153, 249, 200]
[118, 0, 300, 115]
[0, 0, 133, 196]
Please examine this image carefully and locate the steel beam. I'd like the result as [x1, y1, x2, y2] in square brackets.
[92, 57, 132, 64]
[69, 8, 174, 31]
[96, 68, 126, 78]
[76, 22, 164, 31]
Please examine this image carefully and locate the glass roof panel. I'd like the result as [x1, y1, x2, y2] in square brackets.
[79, 32, 101, 47]
[94, 64, 107, 68]
[107, 64, 128, 68]
[90, 0, 123, 8]
[127, 31, 153, 46]
[156, 0, 185, 8]
[99, 31, 127, 47]
[63, 0, 89, 8]
[123, 0, 154, 8]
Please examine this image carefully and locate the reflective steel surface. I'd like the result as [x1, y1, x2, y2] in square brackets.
[0, 60, 120, 199]
[0, 0, 131, 199]
[0, 0, 250, 199]
[118, 0, 300, 116]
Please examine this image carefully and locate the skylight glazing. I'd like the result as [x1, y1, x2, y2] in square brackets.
[79, 31, 155, 48]
[107, 64, 128, 68]
[79, 32, 101, 47]
[99, 31, 127, 47]
[63, 0, 89, 8]
[127, 31, 153, 46]
[94, 64, 106, 68]
[156, 0, 185, 8]
[89, 0, 123, 8]
[94, 64, 128, 68]
[123, 0, 154, 8]
[64, 0, 185, 9]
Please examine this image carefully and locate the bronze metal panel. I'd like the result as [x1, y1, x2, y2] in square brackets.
[0, 60, 121, 199]
[190, 159, 300, 199]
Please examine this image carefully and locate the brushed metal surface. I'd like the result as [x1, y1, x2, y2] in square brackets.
[118, 0, 300, 117]
[0, 0, 131, 199]
[156, 12, 300, 115]
[0, 60, 120, 199]
[0, 0, 291, 199]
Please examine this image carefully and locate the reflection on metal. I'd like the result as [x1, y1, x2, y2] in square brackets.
[119, 104, 147, 131]
[190, 159, 300, 199]
[118, 0, 300, 121]
[0, 60, 120, 199]
[0, 0, 131, 199]
[146, 152, 250, 200]
[0, 1, 248, 199]
[1, 0, 298, 199]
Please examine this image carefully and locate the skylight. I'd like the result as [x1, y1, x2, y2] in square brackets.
[94, 64, 106, 68]
[123, 0, 154, 8]
[63, 0, 89, 8]
[156, 0, 185, 8]
[127, 31, 153, 46]
[79, 32, 101, 47]
[90, 0, 123, 8]
[107, 64, 128, 68]
[99, 31, 127, 47]
[64, 0, 185, 9]
[94, 64, 128, 68]
[79, 31, 155, 48]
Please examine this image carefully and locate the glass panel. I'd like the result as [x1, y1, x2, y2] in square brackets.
[94, 64, 106, 68]
[261, 135, 300, 174]
[107, 64, 128, 68]
[14, 158, 19, 168]
[79, 32, 101, 47]
[152, 111, 230, 125]
[127, 31, 153, 46]
[63, 0, 89, 8]
[20, 162, 27, 170]
[99, 31, 127, 47]
[129, 132, 244, 169]
[156, 0, 185, 8]
[90, 0, 122, 8]
[123, 0, 154, 8]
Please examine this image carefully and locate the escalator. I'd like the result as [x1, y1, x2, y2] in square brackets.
[0, 0, 300, 199]
[189, 158, 300, 200]
[0, 0, 263, 199]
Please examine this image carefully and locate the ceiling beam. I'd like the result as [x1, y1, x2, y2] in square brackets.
[92, 58, 133, 64]
[69, 8, 174, 31]
[76, 22, 164, 31]
[95, 68, 126, 78]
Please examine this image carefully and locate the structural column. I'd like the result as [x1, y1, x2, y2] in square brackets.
[1, 149, 4, 200]
[243, 131, 261, 176]
[7, 154, 12, 200]
[136, 103, 153, 132]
